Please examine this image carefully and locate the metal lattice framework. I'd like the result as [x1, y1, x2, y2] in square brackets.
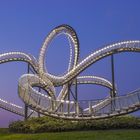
[0, 24, 140, 120]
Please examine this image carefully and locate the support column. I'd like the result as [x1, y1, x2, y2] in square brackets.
[38, 87, 41, 117]
[111, 55, 116, 98]
[24, 63, 30, 120]
[111, 55, 116, 112]
[68, 83, 70, 101]
[67, 83, 70, 115]
[24, 104, 28, 120]
[75, 78, 78, 102]
[75, 78, 79, 115]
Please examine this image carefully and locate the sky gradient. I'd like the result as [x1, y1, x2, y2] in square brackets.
[0, 0, 140, 127]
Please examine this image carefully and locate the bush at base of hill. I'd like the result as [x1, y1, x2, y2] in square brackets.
[9, 115, 140, 133]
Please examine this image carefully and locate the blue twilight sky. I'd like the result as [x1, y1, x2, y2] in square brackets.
[0, 0, 140, 127]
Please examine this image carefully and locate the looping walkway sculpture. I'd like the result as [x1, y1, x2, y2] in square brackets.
[0, 24, 140, 120]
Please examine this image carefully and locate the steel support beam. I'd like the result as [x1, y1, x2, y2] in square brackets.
[24, 63, 30, 120]
[111, 54, 116, 98]
[67, 83, 70, 114]
[75, 78, 78, 101]
[24, 104, 28, 120]
[38, 87, 41, 117]
[111, 55, 116, 112]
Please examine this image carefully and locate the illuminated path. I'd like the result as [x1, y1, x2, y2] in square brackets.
[0, 98, 24, 116]
[0, 97, 37, 117]
[0, 24, 140, 120]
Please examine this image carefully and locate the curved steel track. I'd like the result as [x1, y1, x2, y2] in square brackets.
[0, 24, 140, 120]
